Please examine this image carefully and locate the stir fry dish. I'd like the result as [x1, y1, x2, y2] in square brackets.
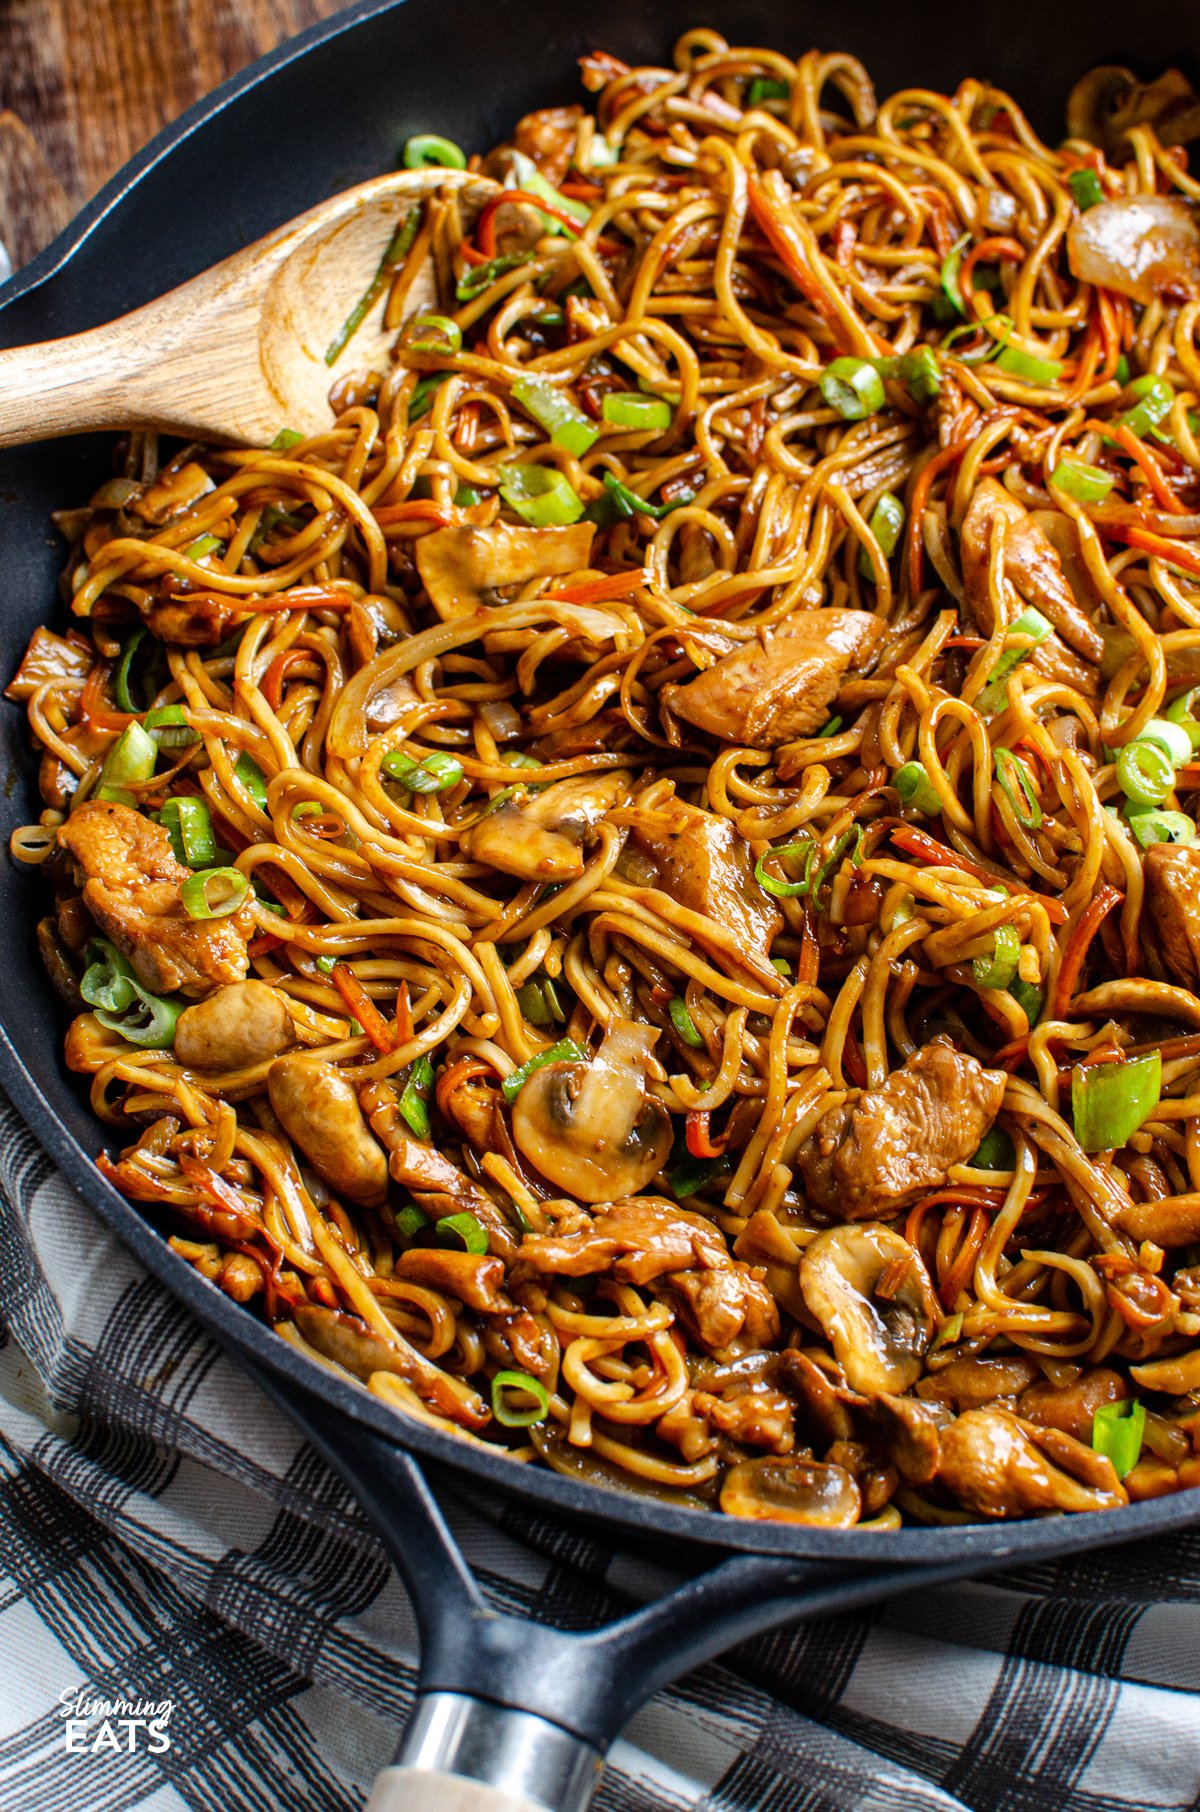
[12, 35, 1200, 1527]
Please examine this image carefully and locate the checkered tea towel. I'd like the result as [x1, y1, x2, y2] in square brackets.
[0, 1086, 1198, 1812]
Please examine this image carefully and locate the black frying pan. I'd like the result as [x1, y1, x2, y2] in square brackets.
[1, 5, 1199, 1807]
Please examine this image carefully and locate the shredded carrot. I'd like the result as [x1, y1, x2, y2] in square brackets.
[938, 1205, 990, 1309]
[685, 1110, 727, 1159]
[549, 569, 650, 604]
[261, 647, 314, 711]
[1107, 522, 1200, 576]
[435, 1056, 495, 1122]
[1109, 423, 1185, 514]
[79, 662, 136, 731]
[907, 441, 968, 599]
[960, 235, 1025, 310]
[330, 961, 394, 1053]
[476, 190, 589, 257]
[1053, 883, 1123, 1017]
[394, 980, 414, 1047]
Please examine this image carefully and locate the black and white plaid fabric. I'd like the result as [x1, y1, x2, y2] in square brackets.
[0, 1086, 1197, 1812]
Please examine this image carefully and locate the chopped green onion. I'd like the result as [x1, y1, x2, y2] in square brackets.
[591, 470, 688, 525]
[403, 134, 467, 170]
[142, 704, 199, 750]
[498, 464, 584, 526]
[511, 373, 599, 458]
[97, 988, 183, 1050]
[1115, 354, 1131, 386]
[818, 717, 843, 737]
[971, 1125, 1015, 1170]
[1068, 168, 1104, 210]
[755, 840, 814, 899]
[1009, 978, 1044, 1026]
[668, 997, 705, 1048]
[820, 356, 886, 420]
[1091, 1398, 1145, 1479]
[398, 1054, 435, 1139]
[437, 1211, 489, 1255]
[381, 749, 465, 793]
[895, 760, 941, 815]
[1166, 687, 1200, 751]
[501, 1038, 586, 1103]
[408, 374, 447, 421]
[81, 939, 137, 1014]
[1138, 717, 1193, 767]
[940, 232, 971, 316]
[1116, 739, 1175, 807]
[601, 391, 672, 431]
[406, 313, 463, 355]
[516, 980, 556, 1026]
[455, 484, 484, 506]
[395, 1205, 429, 1240]
[668, 1152, 730, 1198]
[325, 211, 422, 365]
[1115, 374, 1174, 439]
[1049, 458, 1113, 503]
[455, 251, 535, 301]
[973, 924, 1021, 991]
[1072, 1051, 1161, 1152]
[929, 1310, 964, 1353]
[941, 311, 1014, 364]
[158, 797, 217, 868]
[179, 866, 249, 920]
[976, 606, 1054, 712]
[899, 345, 941, 401]
[234, 752, 268, 811]
[770, 956, 792, 977]
[994, 345, 1063, 385]
[491, 1368, 549, 1427]
[113, 626, 150, 716]
[508, 152, 591, 230]
[270, 428, 304, 451]
[858, 493, 905, 578]
[315, 956, 337, 975]
[1126, 808, 1197, 849]
[747, 76, 790, 105]
[994, 748, 1043, 828]
[97, 720, 157, 804]
[182, 533, 222, 562]
[499, 751, 543, 770]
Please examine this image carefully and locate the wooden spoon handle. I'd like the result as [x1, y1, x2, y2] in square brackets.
[0, 324, 141, 447]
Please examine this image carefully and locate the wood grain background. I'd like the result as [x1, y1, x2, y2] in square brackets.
[0, 0, 353, 270]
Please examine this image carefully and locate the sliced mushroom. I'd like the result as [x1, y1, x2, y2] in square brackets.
[720, 1455, 862, 1527]
[460, 770, 630, 882]
[1067, 194, 1200, 306]
[776, 1348, 859, 1446]
[915, 1352, 1042, 1411]
[291, 1300, 489, 1429]
[799, 1224, 938, 1395]
[511, 1017, 672, 1202]
[415, 520, 596, 620]
[175, 980, 293, 1070]
[1115, 1193, 1200, 1248]
[936, 1407, 1127, 1517]
[393, 1248, 508, 1313]
[1130, 1347, 1200, 1394]
[268, 1056, 389, 1207]
[1067, 65, 1200, 158]
[860, 1390, 946, 1484]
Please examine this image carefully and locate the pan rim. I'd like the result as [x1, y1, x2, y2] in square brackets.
[2, 0, 1198, 1568]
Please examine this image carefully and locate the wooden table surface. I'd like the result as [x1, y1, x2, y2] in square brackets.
[0, 0, 354, 272]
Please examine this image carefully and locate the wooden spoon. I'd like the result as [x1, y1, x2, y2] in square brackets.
[0, 168, 500, 449]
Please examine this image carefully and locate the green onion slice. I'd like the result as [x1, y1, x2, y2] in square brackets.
[591, 470, 688, 525]
[971, 1125, 1015, 1170]
[270, 428, 304, 451]
[858, 492, 905, 579]
[994, 748, 1043, 828]
[511, 373, 599, 458]
[895, 760, 941, 815]
[501, 1038, 586, 1103]
[179, 867, 249, 921]
[97, 989, 184, 1050]
[325, 211, 422, 366]
[1049, 458, 1113, 503]
[976, 607, 1054, 713]
[113, 627, 154, 715]
[491, 1368, 550, 1427]
[499, 464, 584, 526]
[770, 956, 792, 977]
[1072, 1051, 1161, 1152]
[1009, 978, 1044, 1027]
[1166, 687, 1200, 751]
[81, 939, 138, 1014]
[98, 721, 157, 803]
[234, 752, 269, 811]
[516, 980, 557, 1026]
[755, 841, 815, 899]
[408, 374, 447, 422]
[1116, 739, 1174, 807]
[1138, 717, 1192, 767]
[820, 356, 886, 421]
[1115, 374, 1174, 440]
[406, 313, 463, 355]
[143, 704, 199, 750]
[395, 1205, 429, 1240]
[455, 252, 536, 301]
[403, 134, 467, 170]
[1091, 1398, 1145, 1479]
[381, 749, 465, 794]
[994, 345, 1063, 386]
[508, 152, 591, 230]
[1068, 168, 1104, 210]
[601, 391, 672, 431]
[746, 76, 790, 105]
[398, 1054, 435, 1139]
[973, 924, 1021, 991]
[899, 345, 942, 400]
[668, 997, 705, 1047]
[437, 1211, 489, 1255]
[940, 232, 971, 316]
[1126, 808, 1197, 849]
[668, 1151, 730, 1198]
[158, 797, 218, 868]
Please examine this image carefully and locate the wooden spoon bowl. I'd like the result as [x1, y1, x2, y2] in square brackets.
[0, 167, 500, 448]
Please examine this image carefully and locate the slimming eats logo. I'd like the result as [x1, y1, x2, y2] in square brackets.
[57, 1689, 174, 1754]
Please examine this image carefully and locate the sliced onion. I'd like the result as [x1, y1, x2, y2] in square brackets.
[480, 699, 522, 741]
[1067, 195, 1200, 305]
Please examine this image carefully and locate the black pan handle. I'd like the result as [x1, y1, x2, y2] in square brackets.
[257, 1367, 985, 1812]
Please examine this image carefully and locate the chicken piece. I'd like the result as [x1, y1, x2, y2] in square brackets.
[797, 1041, 1007, 1218]
[518, 1196, 779, 1354]
[415, 521, 596, 620]
[460, 770, 629, 883]
[5, 626, 92, 700]
[513, 105, 584, 185]
[860, 1391, 946, 1484]
[1018, 1367, 1128, 1441]
[936, 1407, 1127, 1517]
[633, 801, 782, 984]
[393, 1248, 508, 1313]
[360, 1081, 518, 1260]
[58, 800, 251, 996]
[1115, 1192, 1200, 1247]
[695, 1383, 796, 1454]
[1144, 844, 1200, 991]
[914, 1352, 1042, 1411]
[141, 592, 238, 648]
[661, 609, 883, 747]
[959, 479, 1105, 665]
[269, 1058, 389, 1209]
[291, 1300, 489, 1430]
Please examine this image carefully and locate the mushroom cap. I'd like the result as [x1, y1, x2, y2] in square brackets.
[799, 1222, 938, 1396]
[720, 1455, 862, 1526]
[511, 1018, 673, 1203]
